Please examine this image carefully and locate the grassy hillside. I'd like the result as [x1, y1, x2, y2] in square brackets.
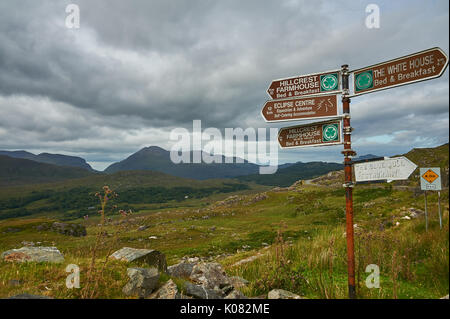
[0, 143, 447, 299]
[394, 143, 449, 187]
[0, 170, 263, 221]
[0, 181, 447, 299]
[237, 161, 343, 186]
[0, 155, 95, 187]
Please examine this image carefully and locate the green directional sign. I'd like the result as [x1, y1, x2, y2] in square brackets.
[355, 70, 374, 92]
[322, 123, 339, 142]
[320, 73, 339, 91]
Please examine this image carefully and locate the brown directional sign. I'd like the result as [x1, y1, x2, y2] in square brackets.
[352, 47, 449, 96]
[267, 69, 341, 99]
[278, 119, 342, 149]
[261, 94, 339, 123]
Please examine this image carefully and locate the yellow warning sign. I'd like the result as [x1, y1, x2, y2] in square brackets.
[422, 169, 439, 183]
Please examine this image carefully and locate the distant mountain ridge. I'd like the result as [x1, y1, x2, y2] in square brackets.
[104, 146, 261, 179]
[0, 155, 95, 187]
[0, 150, 94, 171]
[352, 154, 381, 162]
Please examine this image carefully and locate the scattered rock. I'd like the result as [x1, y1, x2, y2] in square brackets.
[149, 279, 180, 299]
[408, 208, 425, 219]
[363, 201, 375, 208]
[35, 222, 87, 237]
[137, 225, 149, 231]
[122, 267, 159, 298]
[8, 279, 23, 287]
[3, 227, 21, 233]
[225, 290, 247, 299]
[1, 247, 64, 263]
[167, 261, 197, 278]
[267, 289, 303, 299]
[52, 222, 87, 237]
[190, 262, 230, 290]
[110, 247, 167, 271]
[289, 180, 304, 189]
[229, 276, 249, 290]
[8, 294, 53, 299]
[272, 187, 289, 192]
[182, 257, 200, 263]
[21, 241, 35, 247]
[246, 193, 268, 205]
[213, 195, 243, 207]
[184, 282, 223, 299]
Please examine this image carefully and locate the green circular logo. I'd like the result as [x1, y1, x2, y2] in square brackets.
[322, 124, 338, 142]
[321, 74, 338, 91]
[355, 71, 373, 90]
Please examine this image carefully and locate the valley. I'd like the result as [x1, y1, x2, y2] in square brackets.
[0, 144, 448, 299]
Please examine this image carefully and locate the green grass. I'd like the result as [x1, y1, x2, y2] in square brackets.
[0, 180, 448, 299]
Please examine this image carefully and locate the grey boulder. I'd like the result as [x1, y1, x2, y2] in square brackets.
[184, 282, 223, 299]
[122, 267, 159, 298]
[167, 261, 196, 278]
[109, 247, 167, 271]
[149, 279, 180, 299]
[189, 262, 230, 289]
[1, 247, 64, 263]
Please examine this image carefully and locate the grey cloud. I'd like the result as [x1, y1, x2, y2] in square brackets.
[0, 0, 448, 168]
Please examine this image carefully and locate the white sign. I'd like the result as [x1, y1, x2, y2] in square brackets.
[354, 156, 417, 183]
[420, 167, 442, 191]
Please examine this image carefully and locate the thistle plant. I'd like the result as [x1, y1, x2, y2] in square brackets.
[80, 186, 131, 298]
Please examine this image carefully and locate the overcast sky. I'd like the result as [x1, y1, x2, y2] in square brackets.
[0, 0, 448, 170]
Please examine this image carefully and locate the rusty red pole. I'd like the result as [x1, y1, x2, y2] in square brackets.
[341, 64, 357, 299]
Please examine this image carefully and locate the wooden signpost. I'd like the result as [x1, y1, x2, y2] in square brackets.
[351, 47, 448, 96]
[267, 70, 341, 99]
[277, 119, 342, 149]
[262, 47, 448, 299]
[261, 94, 338, 123]
[354, 156, 417, 183]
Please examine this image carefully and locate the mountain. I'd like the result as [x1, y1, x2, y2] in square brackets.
[394, 143, 449, 187]
[352, 154, 381, 162]
[104, 146, 260, 179]
[0, 150, 94, 171]
[237, 161, 344, 187]
[0, 155, 96, 187]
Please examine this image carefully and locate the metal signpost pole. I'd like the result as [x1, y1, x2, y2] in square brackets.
[438, 191, 442, 230]
[341, 64, 356, 299]
[424, 191, 428, 232]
